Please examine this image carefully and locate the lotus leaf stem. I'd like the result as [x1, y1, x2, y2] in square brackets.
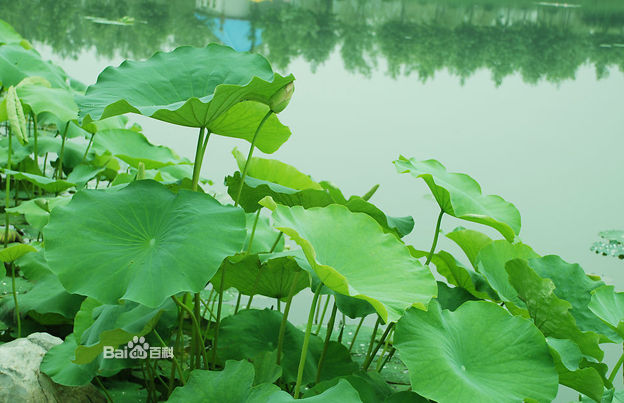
[425, 209, 444, 265]
[234, 292, 242, 314]
[171, 295, 209, 370]
[314, 294, 331, 335]
[294, 284, 323, 399]
[94, 376, 113, 403]
[363, 322, 395, 370]
[153, 328, 184, 395]
[277, 271, 302, 365]
[10, 263, 20, 337]
[608, 349, 624, 383]
[4, 125, 12, 249]
[211, 267, 227, 369]
[364, 317, 381, 365]
[376, 327, 394, 371]
[269, 232, 283, 253]
[378, 347, 396, 373]
[315, 302, 338, 383]
[54, 122, 70, 180]
[82, 132, 94, 162]
[348, 317, 365, 353]
[246, 209, 261, 253]
[234, 110, 273, 206]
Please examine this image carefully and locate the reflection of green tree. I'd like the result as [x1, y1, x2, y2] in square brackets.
[1, 0, 624, 84]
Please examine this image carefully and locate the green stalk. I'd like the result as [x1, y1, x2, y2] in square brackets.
[363, 322, 394, 370]
[315, 302, 338, 383]
[171, 295, 209, 370]
[268, 232, 283, 253]
[234, 293, 242, 314]
[31, 113, 38, 170]
[376, 328, 394, 371]
[234, 110, 273, 206]
[193, 293, 202, 369]
[608, 349, 624, 383]
[10, 263, 20, 337]
[82, 133, 95, 162]
[211, 267, 226, 369]
[277, 271, 302, 365]
[4, 125, 12, 248]
[55, 122, 70, 180]
[348, 317, 365, 353]
[364, 317, 381, 365]
[294, 285, 323, 399]
[153, 329, 184, 397]
[314, 295, 331, 335]
[246, 209, 261, 253]
[94, 376, 113, 403]
[337, 313, 346, 344]
[314, 295, 323, 324]
[191, 127, 206, 191]
[378, 347, 396, 373]
[425, 209, 444, 265]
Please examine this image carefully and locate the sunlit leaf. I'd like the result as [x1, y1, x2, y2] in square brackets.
[0, 45, 68, 88]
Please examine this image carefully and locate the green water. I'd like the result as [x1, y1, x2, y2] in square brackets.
[3, 1, 624, 399]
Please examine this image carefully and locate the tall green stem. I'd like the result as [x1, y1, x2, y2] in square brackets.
[376, 328, 394, 371]
[315, 302, 338, 383]
[234, 110, 273, 206]
[191, 127, 209, 191]
[348, 317, 365, 353]
[314, 295, 331, 335]
[246, 209, 261, 253]
[211, 267, 226, 369]
[277, 271, 302, 365]
[4, 125, 12, 248]
[82, 133, 95, 162]
[171, 295, 209, 369]
[294, 285, 323, 399]
[608, 348, 624, 383]
[425, 209, 444, 265]
[10, 263, 20, 337]
[364, 317, 381, 365]
[363, 322, 394, 370]
[31, 113, 38, 170]
[55, 122, 70, 180]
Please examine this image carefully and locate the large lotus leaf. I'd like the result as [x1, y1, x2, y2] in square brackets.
[3, 169, 75, 193]
[92, 128, 186, 169]
[476, 240, 538, 309]
[0, 45, 68, 88]
[33, 135, 88, 171]
[267, 379, 362, 403]
[506, 259, 603, 360]
[384, 391, 429, 403]
[65, 164, 106, 189]
[263, 202, 436, 323]
[589, 286, 624, 338]
[394, 156, 521, 241]
[74, 298, 176, 364]
[445, 226, 493, 269]
[77, 45, 293, 151]
[394, 300, 558, 403]
[243, 212, 285, 254]
[43, 180, 246, 307]
[211, 253, 309, 300]
[529, 255, 620, 343]
[7, 196, 71, 231]
[436, 281, 478, 311]
[218, 309, 357, 385]
[167, 360, 280, 403]
[581, 389, 624, 403]
[16, 83, 78, 125]
[547, 337, 604, 402]
[0, 19, 30, 49]
[41, 334, 99, 386]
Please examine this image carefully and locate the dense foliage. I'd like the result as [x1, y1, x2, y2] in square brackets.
[1, 18, 624, 403]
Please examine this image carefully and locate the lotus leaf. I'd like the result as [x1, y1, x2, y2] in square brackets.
[16, 83, 78, 125]
[167, 359, 280, 403]
[445, 226, 493, 269]
[0, 19, 30, 48]
[0, 243, 36, 263]
[267, 379, 361, 403]
[506, 259, 603, 360]
[394, 300, 558, 403]
[77, 45, 294, 152]
[3, 169, 75, 193]
[394, 157, 521, 241]
[589, 285, 624, 338]
[43, 180, 246, 307]
[0, 45, 68, 88]
[263, 202, 436, 323]
[304, 371, 392, 403]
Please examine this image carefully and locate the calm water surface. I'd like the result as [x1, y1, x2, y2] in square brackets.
[3, 1, 624, 398]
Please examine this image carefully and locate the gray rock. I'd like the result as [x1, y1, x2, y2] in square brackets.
[0, 332, 105, 403]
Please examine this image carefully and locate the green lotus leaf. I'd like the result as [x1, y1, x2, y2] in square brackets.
[506, 259, 603, 360]
[3, 169, 75, 193]
[581, 389, 624, 403]
[476, 240, 538, 309]
[65, 164, 106, 189]
[243, 212, 285, 254]
[436, 281, 478, 311]
[0, 136, 30, 166]
[445, 226, 493, 269]
[167, 359, 280, 403]
[383, 391, 429, 403]
[589, 285, 624, 338]
[40, 334, 99, 387]
[0, 45, 68, 89]
[43, 180, 246, 307]
[264, 202, 436, 323]
[92, 128, 186, 169]
[268, 379, 362, 403]
[394, 156, 521, 241]
[251, 350, 282, 385]
[0, 19, 31, 49]
[33, 135, 88, 171]
[547, 337, 604, 402]
[410, 248, 496, 300]
[211, 253, 309, 300]
[218, 309, 357, 385]
[0, 242, 36, 263]
[529, 255, 620, 343]
[394, 300, 558, 403]
[77, 45, 294, 152]
[13, 250, 83, 319]
[16, 83, 78, 124]
[304, 371, 392, 403]
[74, 298, 176, 364]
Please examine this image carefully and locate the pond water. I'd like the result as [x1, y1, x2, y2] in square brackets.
[3, 0, 624, 398]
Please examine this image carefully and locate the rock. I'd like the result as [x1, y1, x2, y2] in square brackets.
[0, 332, 106, 403]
